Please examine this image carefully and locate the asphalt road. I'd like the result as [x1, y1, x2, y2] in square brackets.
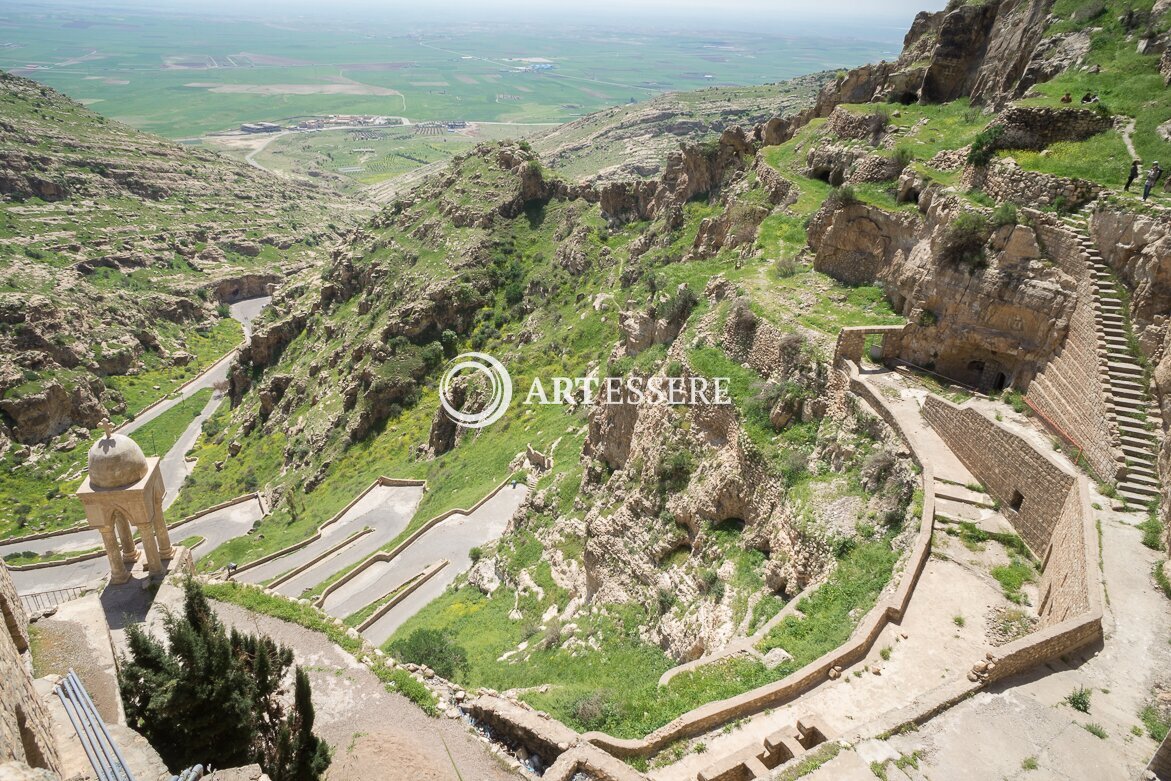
[321, 483, 528, 642]
[6, 497, 264, 595]
[236, 483, 424, 596]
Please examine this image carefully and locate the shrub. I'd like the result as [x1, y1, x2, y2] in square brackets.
[573, 692, 611, 730]
[967, 125, 1005, 167]
[892, 146, 914, 169]
[469, 546, 483, 563]
[1066, 686, 1092, 713]
[657, 448, 695, 493]
[941, 211, 991, 268]
[990, 202, 1019, 228]
[389, 628, 469, 681]
[773, 256, 799, 278]
[825, 184, 859, 210]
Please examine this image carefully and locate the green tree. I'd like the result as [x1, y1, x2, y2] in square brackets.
[118, 580, 330, 780]
[389, 628, 469, 680]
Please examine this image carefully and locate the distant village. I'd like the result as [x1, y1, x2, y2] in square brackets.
[238, 116, 471, 134]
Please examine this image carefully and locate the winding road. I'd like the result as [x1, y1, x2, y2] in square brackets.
[237, 482, 424, 596]
[4, 497, 265, 595]
[322, 483, 528, 644]
[119, 296, 270, 507]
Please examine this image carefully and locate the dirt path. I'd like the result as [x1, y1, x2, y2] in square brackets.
[1122, 117, 1138, 161]
[210, 600, 515, 781]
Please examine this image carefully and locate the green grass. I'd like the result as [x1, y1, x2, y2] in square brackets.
[128, 388, 215, 457]
[1139, 514, 1165, 551]
[757, 538, 900, 658]
[1142, 704, 1171, 741]
[1, 546, 102, 566]
[203, 581, 438, 716]
[384, 536, 899, 740]
[1015, 0, 1171, 188]
[992, 558, 1037, 605]
[1081, 722, 1108, 740]
[107, 319, 241, 420]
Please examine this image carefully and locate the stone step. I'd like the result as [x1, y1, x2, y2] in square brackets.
[1106, 362, 1144, 375]
[1126, 464, 1159, 480]
[1110, 384, 1147, 398]
[934, 483, 995, 508]
[1114, 489, 1161, 508]
[1112, 386, 1146, 401]
[1118, 427, 1157, 444]
[1123, 472, 1160, 490]
[1121, 435, 1158, 450]
[934, 497, 991, 524]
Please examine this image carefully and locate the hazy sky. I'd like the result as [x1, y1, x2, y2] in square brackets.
[22, 0, 948, 38]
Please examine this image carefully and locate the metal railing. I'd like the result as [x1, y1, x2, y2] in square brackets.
[55, 669, 136, 781]
[19, 586, 83, 614]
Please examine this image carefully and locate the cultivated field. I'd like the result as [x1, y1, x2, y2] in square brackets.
[0, 5, 897, 138]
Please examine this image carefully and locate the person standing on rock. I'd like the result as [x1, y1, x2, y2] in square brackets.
[1126, 160, 1141, 192]
[1144, 162, 1163, 201]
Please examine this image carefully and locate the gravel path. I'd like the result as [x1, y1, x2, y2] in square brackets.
[209, 600, 515, 781]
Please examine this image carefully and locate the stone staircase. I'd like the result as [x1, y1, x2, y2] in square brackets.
[1060, 211, 1163, 508]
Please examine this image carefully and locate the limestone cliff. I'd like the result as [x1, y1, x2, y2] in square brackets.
[810, 185, 1076, 391]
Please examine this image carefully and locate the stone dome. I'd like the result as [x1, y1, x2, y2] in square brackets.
[88, 433, 149, 489]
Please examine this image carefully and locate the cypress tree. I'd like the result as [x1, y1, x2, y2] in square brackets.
[118, 580, 331, 780]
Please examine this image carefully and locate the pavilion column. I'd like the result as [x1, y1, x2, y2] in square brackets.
[153, 493, 173, 560]
[138, 524, 164, 577]
[115, 513, 138, 564]
[99, 527, 130, 585]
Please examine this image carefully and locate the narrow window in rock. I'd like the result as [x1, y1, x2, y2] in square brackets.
[1010, 490, 1024, 512]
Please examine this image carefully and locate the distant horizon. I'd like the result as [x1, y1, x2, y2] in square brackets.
[1, 0, 948, 41]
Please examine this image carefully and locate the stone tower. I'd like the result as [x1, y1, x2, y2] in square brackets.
[75, 422, 173, 583]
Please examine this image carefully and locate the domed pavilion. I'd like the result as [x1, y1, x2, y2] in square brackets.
[75, 420, 173, 583]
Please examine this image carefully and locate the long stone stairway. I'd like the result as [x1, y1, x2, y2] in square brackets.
[1060, 211, 1163, 507]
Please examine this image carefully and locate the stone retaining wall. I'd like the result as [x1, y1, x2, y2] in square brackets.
[0, 564, 60, 774]
[965, 159, 1101, 210]
[1026, 214, 1120, 483]
[990, 106, 1113, 151]
[922, 395, 1073, 557]
[921, 395, 1100, 633]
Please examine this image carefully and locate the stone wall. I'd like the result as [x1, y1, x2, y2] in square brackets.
[826, 106, 887, 142]
[965, 159, 1102, 209]
[921, 395, 1098, 630]
[0, 564, 59, 774]
[922, 395, 1073, 557]
[1027, 214, 1121, 483]
[1147, 729, 1171, 781]
[990, 106, 1113, 151]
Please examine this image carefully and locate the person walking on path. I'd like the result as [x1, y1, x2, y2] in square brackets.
[1126, 160, 1141, 192]
[1144, 162, 1163, 201]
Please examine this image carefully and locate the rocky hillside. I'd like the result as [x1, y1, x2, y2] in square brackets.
[532, 73, 831, 184]
[0, 70, 367, 448]
[7, 0, 1171, 753]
